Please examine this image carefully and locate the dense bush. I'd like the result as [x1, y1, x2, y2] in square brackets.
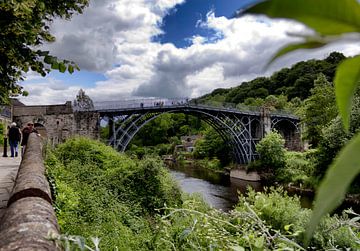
[195, 158, 222, 171]
[256, 131, 286, 170]
[193, 127, 231, 166]
[156, 188, 360, 250]
[46, 138, 359, 250]
[235, 188, 360, 250]
[276, 151, 317, 188]
[46, 137, 182, 250]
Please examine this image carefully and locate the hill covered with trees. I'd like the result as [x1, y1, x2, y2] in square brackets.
[196, 52, 345, 105]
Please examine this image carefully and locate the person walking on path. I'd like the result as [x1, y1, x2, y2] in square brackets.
[7, 122, 21, 157]
[21, 122, 38, 157]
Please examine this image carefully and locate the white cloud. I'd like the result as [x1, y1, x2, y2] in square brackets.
[19, 1, 360, 105]
[21, 78, 81, 105]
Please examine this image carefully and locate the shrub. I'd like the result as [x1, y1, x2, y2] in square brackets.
[196, 157, 222, 170]
[276, 151, 317, 188]
[235, 188, 360, 250]
[256, 131, 286, 170]
[46, 137, 182, 250]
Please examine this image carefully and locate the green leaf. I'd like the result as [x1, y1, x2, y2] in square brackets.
[44, 55, 53, 64]
[284, 224, 292, 232]
[231, 246, 245, 251]
[305, 132, 360, 245]
[68, 64, 74, 74]
[268, 40, 327, 65]
[37, 50, 50, 56]
[51, 62, 59, 70]
[243, 0, 360, 35]
[59, 62, 66, 73]
[334, 55, 360, 131]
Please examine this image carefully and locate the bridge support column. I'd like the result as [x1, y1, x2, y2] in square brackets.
[108, 116, 114, 139]
[260, 107, 271, 137]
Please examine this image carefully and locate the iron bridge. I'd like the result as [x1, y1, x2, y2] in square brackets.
[82, 98, 300, 164]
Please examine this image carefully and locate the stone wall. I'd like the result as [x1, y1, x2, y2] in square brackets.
[13, 102, 100, 146]
[74, 111, 100, 140]
[0, 134, 60, 250]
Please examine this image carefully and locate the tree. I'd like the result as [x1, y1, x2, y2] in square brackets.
[256, 131, 286, 170]
[193, 127, 231, 166]
[316, 92, 360, 176]
[302, 74, 337, 146]
[0, 0, 89, 103]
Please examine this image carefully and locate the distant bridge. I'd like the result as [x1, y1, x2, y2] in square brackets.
[87, 98, 301, 164]
[12, 98, 300, 164]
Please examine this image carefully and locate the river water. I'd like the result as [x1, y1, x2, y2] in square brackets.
[169, 164, 359, 213]
[168, 164, 262, 211]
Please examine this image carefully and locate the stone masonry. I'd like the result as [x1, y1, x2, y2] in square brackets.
[13, 102, 100, 146]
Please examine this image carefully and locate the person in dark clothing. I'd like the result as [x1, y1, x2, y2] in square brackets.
[8, 122, 21, 157]
[21, 122, 38, 156]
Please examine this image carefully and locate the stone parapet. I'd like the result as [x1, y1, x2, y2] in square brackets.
[0, 133, 60, 250]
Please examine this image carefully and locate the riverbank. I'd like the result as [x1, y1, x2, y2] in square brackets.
[168, 162, 360, 213]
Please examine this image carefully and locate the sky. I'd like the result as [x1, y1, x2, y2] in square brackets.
[19, 0, 360, 105]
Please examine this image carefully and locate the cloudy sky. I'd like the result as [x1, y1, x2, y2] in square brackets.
[19, 0, 360, 105]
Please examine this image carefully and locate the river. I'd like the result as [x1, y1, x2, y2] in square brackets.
[169, 164, 360, 213]
[168, 164, 262, 211]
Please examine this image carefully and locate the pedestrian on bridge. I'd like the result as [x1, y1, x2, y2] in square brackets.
[21, 122, 38, 157]
[7, 122, 21, 157]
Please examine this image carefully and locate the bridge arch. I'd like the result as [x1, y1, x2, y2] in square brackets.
[105, 107, 263, 164]
[271, 117, 301, 151]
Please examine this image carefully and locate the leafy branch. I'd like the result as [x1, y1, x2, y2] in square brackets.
[240, 0, 360, 245]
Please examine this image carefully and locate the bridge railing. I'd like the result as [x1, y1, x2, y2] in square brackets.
[74, 98, 298, 118]
[190, 100, 261, 112]
[87, 98, 190, 111]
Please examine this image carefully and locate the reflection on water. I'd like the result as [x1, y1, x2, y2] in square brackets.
[168, 165, 262, 211]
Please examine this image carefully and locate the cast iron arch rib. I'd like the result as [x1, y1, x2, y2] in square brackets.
[108, 108, 258, 164]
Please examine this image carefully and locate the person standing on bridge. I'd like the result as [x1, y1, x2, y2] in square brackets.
[21, 122, 38, 157]
[7, 122, 21, 157]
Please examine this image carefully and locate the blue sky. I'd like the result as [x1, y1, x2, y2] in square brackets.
[20, 0, 360, 105]
[158, 0, 256, 47]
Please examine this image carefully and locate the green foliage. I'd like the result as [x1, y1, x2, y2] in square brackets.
[99, 126, 109, 143]
[276, 151, 317, 188]
[156, 188, 359, 250]
[46, 137, 182, 250]
[335, 55, 360, 130]
[245, 0, 360, 36]
[195, 158, 222, 171]
[46, 138, 360, 250]
[308, 134, 360, 247]
[242, 0, 360, 244]
[130, 113, 205, 147]
[256, 131, 286, 169]
[193, 127, 231, 166]
[0, 0, 87, 102]
[302, 73, 337, 146]
[197, 52, 344, 105]
[236, 188, 360, 250]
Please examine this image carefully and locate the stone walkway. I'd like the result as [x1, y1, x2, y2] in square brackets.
[0, 151, 21, 220]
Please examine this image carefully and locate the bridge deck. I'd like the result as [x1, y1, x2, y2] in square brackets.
[0, 152, 21, 220]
